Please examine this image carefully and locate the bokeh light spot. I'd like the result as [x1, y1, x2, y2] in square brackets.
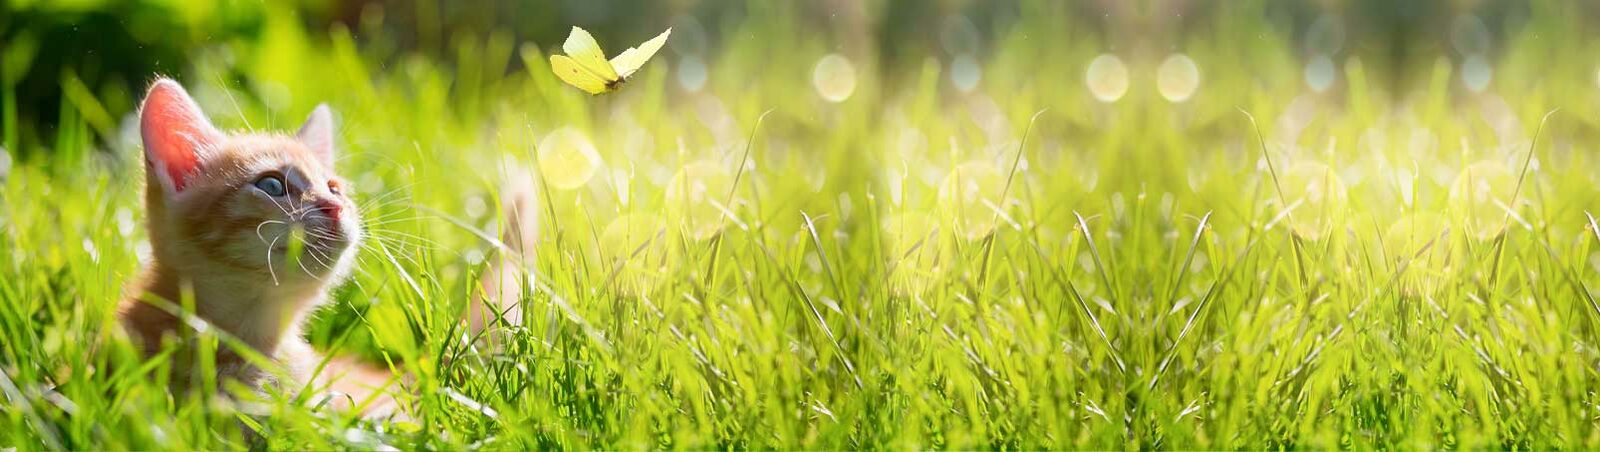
[1305, 14, 1346, 55]
[677, 55, 707, 92]
[951, 54, 981, 93]
[668, 15, 708, 57]
[813, 54, 857, 103]
[1157, 53, 1200, 102]
[1461, 54, 1492, 93]
[538, 127, 601, 190]
[1086, 54, 1129, 103]
[1305, 54, 1336, 92]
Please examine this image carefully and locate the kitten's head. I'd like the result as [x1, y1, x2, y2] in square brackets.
[139, 79, 361, 288]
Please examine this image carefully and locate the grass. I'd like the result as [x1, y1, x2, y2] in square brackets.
[7, 0, 1600, 449]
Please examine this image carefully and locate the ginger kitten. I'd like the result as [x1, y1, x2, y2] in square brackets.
[119, 79, 395, 414]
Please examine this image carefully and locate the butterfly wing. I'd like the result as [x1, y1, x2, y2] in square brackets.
[610, 28, 672, 79]
[561, 26, 619, 81]
[550, 55, 612, 94]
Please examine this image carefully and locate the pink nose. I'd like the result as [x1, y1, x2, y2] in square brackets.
[317, 199, 343, 221]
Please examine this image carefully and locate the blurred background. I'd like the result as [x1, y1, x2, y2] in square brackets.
[8, 0, 1597, 239]
[1, 0, 1582, 155]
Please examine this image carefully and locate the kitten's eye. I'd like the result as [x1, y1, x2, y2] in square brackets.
[254, 175, 287, 196]
[327, 180, 343, 196]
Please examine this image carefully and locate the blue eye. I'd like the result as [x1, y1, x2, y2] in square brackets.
[254, 175, 287, 196]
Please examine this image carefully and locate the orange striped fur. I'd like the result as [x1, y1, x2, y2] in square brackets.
[121, 78, 538, 420]
[119, 78, 397, 416]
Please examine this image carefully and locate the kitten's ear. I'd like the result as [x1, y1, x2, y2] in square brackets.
[297, 104, 335, 167]
[140, 79, 220, 193]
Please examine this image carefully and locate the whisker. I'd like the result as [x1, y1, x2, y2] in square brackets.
[266, 233, 283, 286]
[356, 183, 418, 208]
[363, 229, 443, 247]
[300, 237, 337, 264]
[303, 244, 335, 271]
[354, 236, 427, 259]
[360, 216, 437, 228]
[356, 200, 412, 217]
[264, 193, 301, 220]
[294, 252, 324, 282]
[255, 220, 289, 243]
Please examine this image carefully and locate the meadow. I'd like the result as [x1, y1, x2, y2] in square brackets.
[7, 0, 1600, 449]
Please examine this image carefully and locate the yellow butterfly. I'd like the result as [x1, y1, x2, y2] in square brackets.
[550, 26, 671, 95]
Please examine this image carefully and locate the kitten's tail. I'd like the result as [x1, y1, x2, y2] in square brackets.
[468, 177, 539, 335]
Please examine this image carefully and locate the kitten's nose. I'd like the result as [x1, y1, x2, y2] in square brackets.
[316, 199, 343, 221]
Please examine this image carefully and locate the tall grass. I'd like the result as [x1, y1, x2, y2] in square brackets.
[6, 1, 1600, 449]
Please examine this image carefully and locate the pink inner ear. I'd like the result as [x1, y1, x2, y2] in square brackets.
[297, 104, 335, 167]
[140, 81, 217, 192]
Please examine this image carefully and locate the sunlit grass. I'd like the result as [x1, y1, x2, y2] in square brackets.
[6, 1, 1600, 449]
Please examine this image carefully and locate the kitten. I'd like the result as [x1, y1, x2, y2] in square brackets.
[118, 79, 396, 415]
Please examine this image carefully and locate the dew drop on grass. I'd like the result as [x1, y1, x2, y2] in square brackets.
[538, 127, 602, 190]
[1085, 54, 1128, 102]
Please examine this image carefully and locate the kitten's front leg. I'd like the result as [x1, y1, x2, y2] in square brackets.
[275, 339, 403, 418]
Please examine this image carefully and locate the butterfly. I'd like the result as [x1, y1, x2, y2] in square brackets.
[550, 26, 672, 95]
